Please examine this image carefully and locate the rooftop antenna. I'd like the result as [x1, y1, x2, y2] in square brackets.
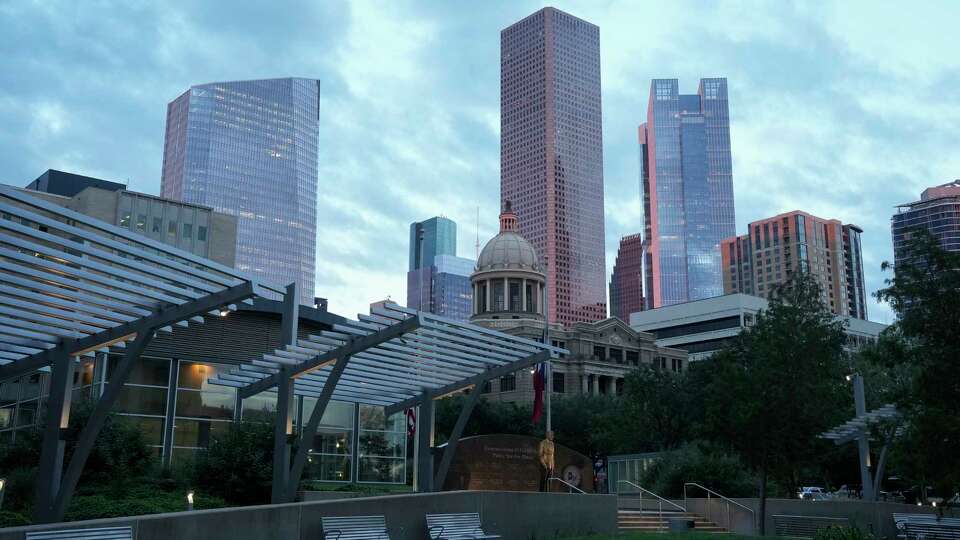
[475, 206, 480, 259]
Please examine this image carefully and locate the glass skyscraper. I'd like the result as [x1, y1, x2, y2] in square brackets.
[609, 233, 645, 321]
[409, 217, 457, 272]
[501, 7, 607, 326]
[161, 78, 319, 306]
[640, 78, 735, 309]
[407, 217, 473, 321]
[892, 180, 960, 268]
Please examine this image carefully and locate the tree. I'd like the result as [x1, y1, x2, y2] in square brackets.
[702, 273, 847, 533]
[193, 421, 274, 505]
[640, 441, 757, 498]
[874, 230, 960, 504]
[622, 365, 701, 452]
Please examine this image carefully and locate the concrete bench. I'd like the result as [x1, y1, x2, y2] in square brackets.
[773, 514, 850, 538]
[26, 526, 134, 540]
[321, 515, 392, 540]
[894, 513, 960, 540]
[426, 512, 501, 540]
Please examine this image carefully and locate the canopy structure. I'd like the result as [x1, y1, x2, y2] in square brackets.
[821, 404, 899, 445]
[209, 302, 567, 502]
[0, 185, 286, 522]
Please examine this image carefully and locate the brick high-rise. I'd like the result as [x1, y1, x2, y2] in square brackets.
[609, 234, 645, 321]
[500, 7, 607, 326]
[721, 211, 868, 319]
[640, 78, 736, 309]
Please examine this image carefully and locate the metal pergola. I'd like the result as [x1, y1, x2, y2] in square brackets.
[208, 302, 567, 502]
[0, 185, 287, 522]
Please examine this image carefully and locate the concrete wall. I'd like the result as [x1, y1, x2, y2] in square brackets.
[0, 491, 617, 540]
[208, 211, 238, 267]
[684, 498, 959, 539]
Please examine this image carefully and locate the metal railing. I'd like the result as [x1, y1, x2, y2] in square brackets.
[548, 477, 586, 494]
[683, 482, 757, 533]
[617, 480, 686, 523]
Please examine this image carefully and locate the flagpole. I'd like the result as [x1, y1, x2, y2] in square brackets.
[542, 256, 551, 433]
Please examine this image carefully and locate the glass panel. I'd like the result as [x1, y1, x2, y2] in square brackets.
[74, 359, 95, 387]
[172, 419, 230, 448]
[302, 399, 353, 429]
[0, 379, 19, 406]
[115, 385, 167, 416]
[0, 406, 15, 429]
[241, 394, 276, 422]
[310, 427, 351, 455]
[176, 389, 235, 420]
[306, 454, 350, 482]
[16, 400, 38, 427]
[152, 217, 162, 233]
[182, 223, 192, 239]
[116, 415, 165, 446]
[119, 212, 131, 228]
[21, 372, 42, 400]
[136, 214, 147, 232]
[109, 356, 170, 386]
[359, 431, 404, 458]
[178, 361, 232, 390]
[197, 226, 208, 241]
[358, 457, 404, 483]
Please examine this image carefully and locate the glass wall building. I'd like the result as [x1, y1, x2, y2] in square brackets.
[409, 217, 457, 272]
[501, 7, 607, 326]
[609, 234, 645, 321]
[892, 180, 960, 269]
[407, 254, 475, 322]
[161, 78, 319, 306]
[640, 78, 736, 309]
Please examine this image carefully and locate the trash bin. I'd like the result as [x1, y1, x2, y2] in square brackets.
[668, 517, 695, 532]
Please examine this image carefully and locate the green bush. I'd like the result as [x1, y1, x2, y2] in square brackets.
[64, 485, 226, 522]
[0, 510, 30, 528]
[641, 441, 757, 498]
[814, 526, 877, 540]
[193, 421, 274, 506]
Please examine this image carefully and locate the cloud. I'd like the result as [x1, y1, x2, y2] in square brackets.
[1, 0, 957, 325]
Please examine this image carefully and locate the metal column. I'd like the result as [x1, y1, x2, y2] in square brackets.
[415, 392, 435, 492]
[271, 283, 299, 504]
[434, 386, 484, 489]
[854, 374, 874, 500]
[33, 349, 74, 523]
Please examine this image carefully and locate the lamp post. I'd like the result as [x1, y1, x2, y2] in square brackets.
[0, 477, 6, 510]
[186, 490, 194, 511]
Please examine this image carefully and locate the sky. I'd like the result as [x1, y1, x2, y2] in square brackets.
[2, 0, 959, 324]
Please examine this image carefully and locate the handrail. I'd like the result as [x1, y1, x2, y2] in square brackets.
[617, 480, 686, 512]
[684, 481, 757, 533]
[548, 477, 586, 494]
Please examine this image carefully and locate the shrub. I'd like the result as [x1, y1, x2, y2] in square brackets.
[64, 485, 226, 522]
[814, 526, 877, 540]
[193, 421, 274, 505]
[641, 441, 757, 498]
[0, 510, 30, 528]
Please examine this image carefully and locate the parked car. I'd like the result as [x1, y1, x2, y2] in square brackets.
[798, 487, 831, 500]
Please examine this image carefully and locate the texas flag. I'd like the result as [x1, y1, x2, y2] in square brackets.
[405, 408, 416, 437]
[531, 362, 546, 423]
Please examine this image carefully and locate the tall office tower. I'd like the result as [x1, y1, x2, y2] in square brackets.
[640, 78, 735, 309]
[407, 216, 471, 318]
[501, 7, 607, 326]
[609, 234, 645, 321]
[720, 210, 867, 319]
[892, 180, 960, 268]
[161, 78, 319, 306]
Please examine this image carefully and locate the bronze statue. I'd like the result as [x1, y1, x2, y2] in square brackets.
[538, 430, 555, 491]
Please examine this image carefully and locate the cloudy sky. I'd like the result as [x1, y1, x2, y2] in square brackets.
[2, 0, 958, 323]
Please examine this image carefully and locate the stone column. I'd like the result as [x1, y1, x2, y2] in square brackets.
[592, 375, 600, 395]
[485, 279, 492, 312]
[504, 277, 509, 311]
[607, 377, 617, 395]
[521, 278, 527, 313]
[581, 374, 588, 395]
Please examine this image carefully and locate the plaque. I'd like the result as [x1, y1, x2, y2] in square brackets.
[436, 434, 594, 493]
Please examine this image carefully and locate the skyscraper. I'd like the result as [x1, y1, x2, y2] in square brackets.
[161, 78, 319, 306]
[640, 78, 735, 309]
[720, 210, 868, 319]
[609, 234, 645, 321]
[501, 7, 607, 326]
[406, 216, 473, 320]
[892, 180, 960, 268]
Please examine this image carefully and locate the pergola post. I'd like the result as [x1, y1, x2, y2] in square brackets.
[271, 282, 299, 504]
[415, 391, 435, 492]
[33, 348, 75, 523]
[434, 384, 484, 490]
[51, 331, 154, 521]
[853, 375, 875, 501]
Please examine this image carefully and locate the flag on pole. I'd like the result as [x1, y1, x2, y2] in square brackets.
[405, 408, 416, 437]
[531, 362, 546, 423]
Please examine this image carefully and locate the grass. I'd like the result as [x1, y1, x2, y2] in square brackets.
[564, 533, 760, 540]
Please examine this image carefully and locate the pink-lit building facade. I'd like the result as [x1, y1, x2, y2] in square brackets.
[500, 7, 607, 327]
[609, 234, 645, 321]
[721, 210, 868, 319]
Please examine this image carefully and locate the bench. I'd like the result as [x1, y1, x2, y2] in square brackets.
[426, 512, 501, 540]
[26, 526, 134, 540]
[773, 514, 850, 538]
[321, 515, 393, 540]
[894, 513, 960, 540]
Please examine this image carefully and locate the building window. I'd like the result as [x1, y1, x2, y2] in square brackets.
[357, 405, 406, 483]
[552, 372, 565, 394]
[593, 346, 606, 361]
[500, 374, 516, 392]
[136, 214, 147, 232]
[481, 380, 492, 394]
[152, 217, 162, 233]
[493, 281, 505, 311]
[609, 348, 623, 363]
[119, 212, 132, 228]
[525, 282, 534, 312]
[509, 280, 521, 311]
[626, 350, 639, 366]
[171, 360, 236, 462]
[197, 225, 207, 241]
[302, 400, 353, 483]
[182, 223, 192, 239]
[168, 221, 177, 239]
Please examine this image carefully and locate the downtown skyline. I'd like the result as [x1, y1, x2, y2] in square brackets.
[3, 1, 959, 324]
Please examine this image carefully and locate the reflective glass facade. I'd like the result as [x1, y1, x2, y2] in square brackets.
[501, 7, 607, 326]
[161, 78, 319, 305]
[891, 182, 960, 272]
[640, 78, 736, 309]
[407, 254, 475, 322]
[409, 217, 457, 271]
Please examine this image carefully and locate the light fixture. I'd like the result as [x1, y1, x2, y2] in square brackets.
[932, 501, 937, 508]
[187, 490, 195, 511]
[219, 308, 229, 317]
[917, 501, 922, 506]
[0, 477, 6, 510]
[845, 374, 852, 382]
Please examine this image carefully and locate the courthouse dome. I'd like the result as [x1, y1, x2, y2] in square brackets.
[475, 201, 541, 273]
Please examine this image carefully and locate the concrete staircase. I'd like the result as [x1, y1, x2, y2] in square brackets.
[617, 509, 728, 533]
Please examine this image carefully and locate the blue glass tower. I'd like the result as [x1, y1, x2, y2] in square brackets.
[409, 217, 457, 271]
[161, 78, 319, 305]
[640, 78, 735, 308]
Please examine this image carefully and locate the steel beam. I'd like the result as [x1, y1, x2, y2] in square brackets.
[239, 315, 420, 399]
[49, 331, 154, 521]
[433, 385, 484, 490]
[415, 392, 435, 493]
[285, 355, 352, 501]
[0, 281, 256, 381]
[32, 349, 74, 523]
[386, 349, 550, 416]
[270, 367, 295, 504]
